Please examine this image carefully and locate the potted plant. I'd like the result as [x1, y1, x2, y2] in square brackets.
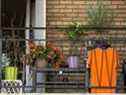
[46, 43, 65, 68]
[64, 22, 83, 68]
[30, 42, 65, 69]
[31, 46, 47, 69]
[1, 53, 18, 80]
[86, 0, 115, 43]
[30, 43, 65, 91]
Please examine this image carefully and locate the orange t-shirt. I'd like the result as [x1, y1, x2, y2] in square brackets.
[88, 48, 119, 93]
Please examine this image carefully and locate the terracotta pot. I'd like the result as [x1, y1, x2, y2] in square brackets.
[36, 58, 47, 69]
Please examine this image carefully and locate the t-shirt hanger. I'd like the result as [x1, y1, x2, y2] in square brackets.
[95, 38, 111, 49]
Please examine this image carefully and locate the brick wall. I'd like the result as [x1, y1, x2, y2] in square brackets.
[47, 0, 85, 26]
[46, 0, 126, 92]
[47, 0, 126, 26]
[46, 0, 126, 59]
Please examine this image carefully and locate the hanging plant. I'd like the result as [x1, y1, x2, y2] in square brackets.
[65, 22, 83, 40]
[62, 22, 84, 55]
[86, 0, 116, 48]
[62, 22, 84, 68]
[86, 0, 116, 34]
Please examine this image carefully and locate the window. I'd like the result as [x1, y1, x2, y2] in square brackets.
[1, 0, 46, 53]
[1, 0, 46, 75]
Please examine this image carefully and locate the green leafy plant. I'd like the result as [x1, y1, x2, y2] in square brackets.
[63, 22, 84, 55]
[1, 53, 10, 68]
[1, 53, 18, 80]
[86, 0, 115, 33]
[65, 22, 83, 40]
[0, 53, 19, 67]
[29, 43, 65, 67]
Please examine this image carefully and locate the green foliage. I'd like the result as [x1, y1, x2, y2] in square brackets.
[60, 22, 84, 56]
[0, 53, 18, 67]
[86, 0, 116, 33]
[31, 44, 64, 64]
[64, 22, 84, 40]
[1, 53, 10, 67]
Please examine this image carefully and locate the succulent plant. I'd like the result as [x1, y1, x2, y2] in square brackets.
[1, 53, 10, 67]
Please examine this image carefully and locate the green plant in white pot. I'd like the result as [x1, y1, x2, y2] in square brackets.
[64, 22, 84, 68]
[1, 53, 18, 80]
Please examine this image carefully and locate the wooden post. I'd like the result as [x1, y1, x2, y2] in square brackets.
[25, 0, 31, 54]
[34, 0, 46, 46]
[34, 0, 46, 92]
